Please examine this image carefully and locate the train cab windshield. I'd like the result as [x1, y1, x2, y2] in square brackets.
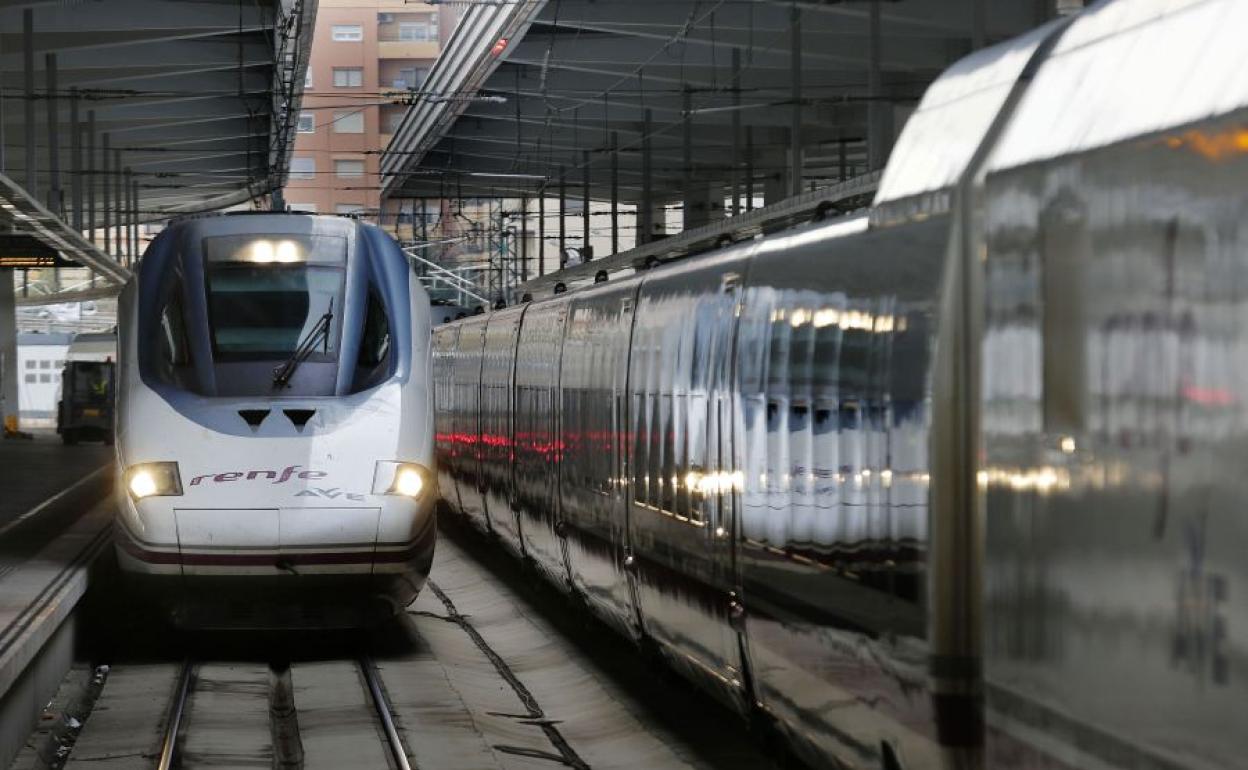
[202, 232, 346, 361]
[138, 218, 401, 400]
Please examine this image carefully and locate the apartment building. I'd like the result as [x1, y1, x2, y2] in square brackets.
[284, 0, 451, 226]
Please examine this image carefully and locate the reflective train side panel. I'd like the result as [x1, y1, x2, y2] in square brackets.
[975, 2, 1248, 764]
[436, 2, 1248, 767]
[114, 214, 436, 626]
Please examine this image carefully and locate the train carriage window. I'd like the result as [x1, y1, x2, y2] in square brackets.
[152, 277, 193, 390]
[352, 288, 392, 391]
[159, 282, 190, 369]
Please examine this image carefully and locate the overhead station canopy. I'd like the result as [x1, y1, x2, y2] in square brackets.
[382, 0, 1052, 206]
[0, 0, 316, 282]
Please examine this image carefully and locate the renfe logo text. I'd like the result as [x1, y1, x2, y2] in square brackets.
[188, 465, 327, 486]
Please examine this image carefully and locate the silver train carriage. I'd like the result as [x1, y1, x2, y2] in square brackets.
[433, 3, 1248, 769]
[114, 213, 436, 626]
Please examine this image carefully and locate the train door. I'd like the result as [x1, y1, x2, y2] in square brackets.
[559, 282, 642, 640]
[479, 307, 527, 556]
[431, 324, 461, 512]
[625, 252, 751, 714]
[452, 318, 489, 532]
[735, 220, 947, 768]
[514, 299, 571, 585]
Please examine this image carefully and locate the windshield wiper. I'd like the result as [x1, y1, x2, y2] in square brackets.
[272, 299, 333, 389]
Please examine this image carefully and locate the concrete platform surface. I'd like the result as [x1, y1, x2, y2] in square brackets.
[0, 431, 112, 529]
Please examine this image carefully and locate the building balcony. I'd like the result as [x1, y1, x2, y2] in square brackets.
[378, 40, 439, 59]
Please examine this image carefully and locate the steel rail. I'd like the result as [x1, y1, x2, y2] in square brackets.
[156, 660, 194, 770]
[359, 655, 413, 770]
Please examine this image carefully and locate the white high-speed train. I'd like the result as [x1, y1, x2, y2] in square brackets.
[114, 213, 436, 627]
[435, 3, 1248, 769]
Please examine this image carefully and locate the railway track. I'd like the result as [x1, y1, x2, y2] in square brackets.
[11, 535, 777, 770]
[145, 656, 414, 770]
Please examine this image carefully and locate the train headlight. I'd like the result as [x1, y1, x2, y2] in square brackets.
[394, 467, 424, 497]
[373, 461, 433, 500]
[124, 462, 183, 500]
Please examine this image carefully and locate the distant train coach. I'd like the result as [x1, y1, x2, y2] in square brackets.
[114, 213, 436, 627]
[433, 4, 1248, 769]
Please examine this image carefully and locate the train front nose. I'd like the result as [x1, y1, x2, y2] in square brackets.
[116, 452, 437, 626]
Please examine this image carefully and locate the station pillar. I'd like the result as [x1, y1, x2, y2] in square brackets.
[0, 274, 17, 435]
[637, 200, 667, 245]
[683, 183, 723, 231]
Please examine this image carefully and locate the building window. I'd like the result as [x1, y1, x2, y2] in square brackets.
[393, 68, 429, 90]
[335, 204, 365, 215]
[304, 69, 313, 88]
[24, 374, 35, 384]
[39, 373, 51, 383]
[332, 24, 363, 42]
[334, 159, 365, 178]
[386, 111, 404, 133]
[333, 67, 364, 88]
[40, 360, 51, 369]
[332, 110, 365, 134]
[398, 20, 434, 42]
[290, 157, 316, 179]
[24, 360, 35, 369]
[297, 113, 315, 133]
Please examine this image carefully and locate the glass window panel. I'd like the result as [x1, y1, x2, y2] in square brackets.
[332, 111, 364, 134]
[333, 67, 363, 88]
[289, 157, 315, 179]
[331, 24, 362, 41]
[334, 159, 365, 178]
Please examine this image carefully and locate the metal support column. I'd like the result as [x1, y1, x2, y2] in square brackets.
[519, 195, 528, 282]
[731, 48, 742, 217]
[972, 0, 987, 49]
[45, 53, 61, 214]
[789, 7, 803, 198]
[640, 108, 653, 243]
[867, 0, 887, 171]
[113, 149, 122, 260]
[610, 131, 619, 255]
[581, 151, 590, 257]
[102, 134, 111, 256]
[88, 112, 96, 287]
[70, 89, 82, 229]
[0, 276, 17, 434]
[23, 10, 35, 199]
[745, 126, 754, 211]
[538, 190, 545, 276]
[558, 169, 566, 266]
[123, 168, 132, 264]
[682, 88, 692, 205]
[130, 175, 139, 263]
[87, 112, 96, 239]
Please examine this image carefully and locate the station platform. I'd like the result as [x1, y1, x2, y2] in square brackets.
[0, 432, 112, 531]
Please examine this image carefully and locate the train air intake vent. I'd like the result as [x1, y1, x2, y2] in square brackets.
[283, 409, 316, 431]
[238, 409, 270, 431]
